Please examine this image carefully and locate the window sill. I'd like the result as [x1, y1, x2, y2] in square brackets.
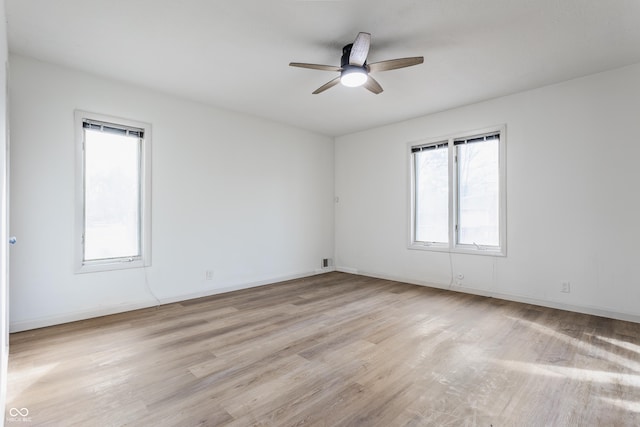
[408, 242, 505, 257]
[76, 258, 149, 274]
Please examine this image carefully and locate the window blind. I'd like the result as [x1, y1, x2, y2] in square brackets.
[83, 120, 144, 138]
[453, 132, 499, 146]
[411, 141, 448, 153]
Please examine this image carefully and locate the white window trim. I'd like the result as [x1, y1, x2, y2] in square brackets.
[74, 110, 152, 273]
[408, 125, 506, 257]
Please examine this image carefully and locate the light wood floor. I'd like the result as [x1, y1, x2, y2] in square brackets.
[5, 272, 640, 426]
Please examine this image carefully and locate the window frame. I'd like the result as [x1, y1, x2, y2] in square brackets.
[409, 125, 506, 256]
[74, 110, 152, 273]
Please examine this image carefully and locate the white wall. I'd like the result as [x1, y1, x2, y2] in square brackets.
[9, 55, 335, 331]
[9, 53, 640, 334]
[0, 0, 8, 422]
[335, 63, 640, 322]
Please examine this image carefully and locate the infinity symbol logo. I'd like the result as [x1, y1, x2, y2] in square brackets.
[9, 407, 29, 417]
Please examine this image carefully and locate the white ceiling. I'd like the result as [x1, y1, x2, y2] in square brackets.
[6, 0, 640, 136]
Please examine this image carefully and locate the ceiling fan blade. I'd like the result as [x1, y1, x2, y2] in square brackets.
[363, 75, 383, 94]
[289, 62, 342, 72]
[312, 76, 341, 94]
[367, 56, 424, 72]
[349, 32, 371, 66]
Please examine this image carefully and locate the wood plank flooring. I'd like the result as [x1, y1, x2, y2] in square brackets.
[5, 272, 640, 426]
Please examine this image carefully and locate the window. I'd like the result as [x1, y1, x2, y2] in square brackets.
[75, 111, 151, 272]
[409, 126, 506, 255]
[414, 142, 449, 244]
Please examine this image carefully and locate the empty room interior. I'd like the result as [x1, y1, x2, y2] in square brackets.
[1, 0, 640, 425]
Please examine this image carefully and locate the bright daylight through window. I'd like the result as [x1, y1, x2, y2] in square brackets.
[410, 126, 505, 255]
[75, 111, 151, 272]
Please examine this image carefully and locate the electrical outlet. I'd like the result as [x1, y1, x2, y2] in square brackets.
[205, 270, 214, 281]
[561, 281, 570, 293]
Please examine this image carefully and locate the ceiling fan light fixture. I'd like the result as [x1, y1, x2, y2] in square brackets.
[340, 66, 368, 87]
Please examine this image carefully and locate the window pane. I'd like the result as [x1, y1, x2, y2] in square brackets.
[414, 146, 449, 243]
[457, 139, 499, 246]
[84, 129, 141, 261]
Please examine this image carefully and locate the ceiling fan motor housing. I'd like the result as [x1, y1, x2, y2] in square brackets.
[340, 43, 368, 88]
[341, 43, 366, 69]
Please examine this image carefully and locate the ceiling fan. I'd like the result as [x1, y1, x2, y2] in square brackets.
[290, 32, 424, 94]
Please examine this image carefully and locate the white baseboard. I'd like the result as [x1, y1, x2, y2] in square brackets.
[336, 266, 359, 275]
[9, 269, 331, 333]
[159, 269, 335, 306]
[314, 266, 336, 275]
[14, 266, 637, 332]
[9, 299, 157, 333]
[339, 268, 640, 324]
